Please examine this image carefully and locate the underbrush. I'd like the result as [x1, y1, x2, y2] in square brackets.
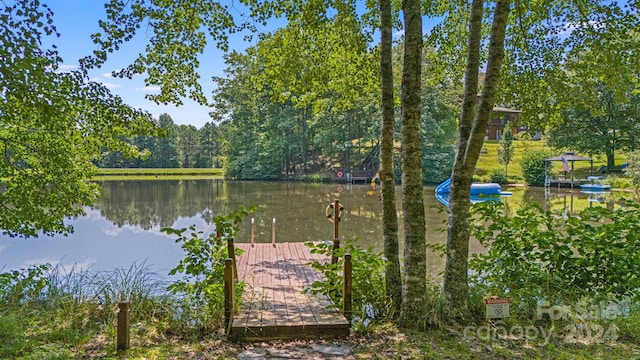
[0, 261, 173, 358]
[464, 200, 640, 348]
[0, 208, 252, 358]
[5, 202, 640, 358]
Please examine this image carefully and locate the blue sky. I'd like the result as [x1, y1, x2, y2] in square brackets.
[48, 1, 279, 128]
[46, 1, 428, 129]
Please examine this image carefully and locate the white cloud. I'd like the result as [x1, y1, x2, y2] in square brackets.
[102, 71, 114, 78]
[556, 20, 604, 36]
[102, 82, 122, 89]
[58, 64, 78, 71]
[136, 86, 161, 92]
[49, 63, 78, 74]
[0, 244, 6, 256]
[88, 77, 122, 89]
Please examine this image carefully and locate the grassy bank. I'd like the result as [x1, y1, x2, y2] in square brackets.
[3, 261, 640, 359]
[475, 140, 630, 186]
[5, 296, 640, 359]
[92, 168, 224, 181]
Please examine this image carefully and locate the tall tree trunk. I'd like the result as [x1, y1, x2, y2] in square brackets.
[607, 146, 616, 169]
[399, 0, 426, 327]
[379, 0, 401, 315]
[443, 0, 512, 319]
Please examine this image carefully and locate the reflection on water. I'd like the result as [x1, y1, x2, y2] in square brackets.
[0, 180, 631, 279]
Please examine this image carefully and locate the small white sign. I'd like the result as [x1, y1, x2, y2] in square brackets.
[485, 297, 510, 318]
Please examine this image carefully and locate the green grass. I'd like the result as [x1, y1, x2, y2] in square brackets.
[476, 140, 630, 185]
[475, 140, 546, 182]
[92, 168, 224, 180]
[3, 261, 640, 359]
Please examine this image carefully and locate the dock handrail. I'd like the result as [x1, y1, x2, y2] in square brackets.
[223, 258, 234, 336]
[343, 253, 352, 322]
[224, 237, 238, 337]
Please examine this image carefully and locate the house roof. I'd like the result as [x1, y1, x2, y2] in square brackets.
[492, 106, 522, 114]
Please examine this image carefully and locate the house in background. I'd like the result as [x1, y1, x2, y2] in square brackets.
[486, 106, 523, 140]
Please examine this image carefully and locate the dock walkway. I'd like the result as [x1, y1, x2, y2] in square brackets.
[229, 242, 350, 342]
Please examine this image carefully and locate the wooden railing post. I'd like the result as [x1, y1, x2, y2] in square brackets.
[343, 254, 352, 322]
[116, 301, 130, 351]
[333, 199, 340, 239]
[331, 199, 340, 265]
[223, 258, 234, 335]
[250, 218, 255, 247]
[272, 217, 276, 246]
[227, 237, 237, 280]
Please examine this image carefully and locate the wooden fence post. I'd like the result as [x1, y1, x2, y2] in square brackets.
[343, 253, 352, 322]
[223, 258, 234, 336]
[116, 301, 130, 351]
[227, 237, 237, 280]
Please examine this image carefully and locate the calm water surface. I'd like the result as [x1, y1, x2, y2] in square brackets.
[0, 180, 628, 279]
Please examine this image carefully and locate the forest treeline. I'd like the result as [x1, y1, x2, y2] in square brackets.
[95, 31, 639, 184]
[96, 48, 460, 183]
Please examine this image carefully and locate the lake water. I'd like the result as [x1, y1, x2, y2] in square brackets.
[0, 179, 628, 279]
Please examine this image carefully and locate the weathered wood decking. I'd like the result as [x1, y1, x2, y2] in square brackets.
[229, 242, 350, 342]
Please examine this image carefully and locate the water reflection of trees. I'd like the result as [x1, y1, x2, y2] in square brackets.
[90, 181, 386, 246]
[93, 180, 232, 230]
[520, 186, 623, 214]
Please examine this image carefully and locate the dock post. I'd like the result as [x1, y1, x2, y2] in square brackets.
[343, 254, 352, 322]
[250, 218, 255, 247]
[224, 258, 234, 336]
[331, 199, 340, 265]
[116, 301, 130, 351]
[272, 217, 276, 246]
[227, 237, 237, 280]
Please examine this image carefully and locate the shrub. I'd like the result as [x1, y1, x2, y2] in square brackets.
[470, 201, 640, 318]
[423, 144, 455, 184]
[489, 168, 508, 184]
[609, 175, 632, 189]
[163, 207, 254, 331]
[521, 149, 553, 186]
[305, 239, 388, 327]
[0, 264, 50, 306]
[624, 150, 640, 192]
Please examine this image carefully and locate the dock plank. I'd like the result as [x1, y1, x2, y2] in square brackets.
[279, 243, 315, 328]
[231, 242, 350, 341]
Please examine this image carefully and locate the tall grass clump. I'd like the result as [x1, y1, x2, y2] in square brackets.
[92, 260, 169, 321]
[0, 260, 175, 358]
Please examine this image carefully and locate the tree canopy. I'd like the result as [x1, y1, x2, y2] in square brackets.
[0, 0, 157, 237]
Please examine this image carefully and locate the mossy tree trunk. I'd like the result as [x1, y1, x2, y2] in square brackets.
[379, 0, 402, 315]
[398, 0, 427, 327]
[443, 0, 512, 319]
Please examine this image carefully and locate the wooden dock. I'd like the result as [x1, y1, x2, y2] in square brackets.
[228, 242, 350, 342]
